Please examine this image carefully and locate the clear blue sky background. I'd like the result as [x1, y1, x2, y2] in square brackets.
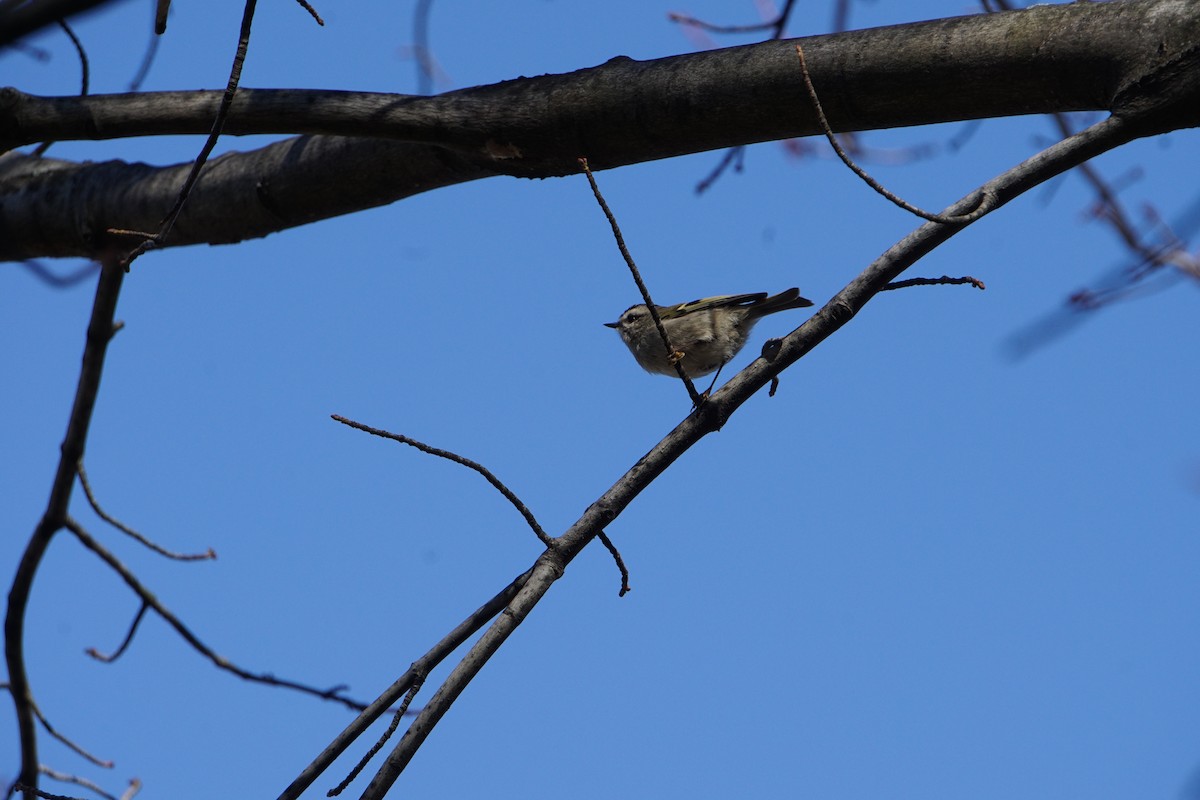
[4, 1, 1199, 798]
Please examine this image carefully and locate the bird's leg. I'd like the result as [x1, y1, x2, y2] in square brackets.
[702, 364, 725, 398]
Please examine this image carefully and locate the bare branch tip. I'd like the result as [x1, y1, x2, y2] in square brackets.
[882, 275, 989, 292]
[596, 531, 631, 597]
[294, 0, 325, 25]
[118, 778, 143, 800]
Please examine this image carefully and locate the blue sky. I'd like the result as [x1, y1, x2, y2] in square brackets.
[3, 1, 1199, 798]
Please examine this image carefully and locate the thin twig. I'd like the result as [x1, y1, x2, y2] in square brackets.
[119, 0, 260, 268]
[85, 603, 148, 663]
[412, 0, 434, 95]
[578, 157, 704, 406]
[330, 415, 554, 548]
[668, 0, 798, 37]
[292, 0, 323, 26]
[63, 516, 370, 711]
[794, 43, 997, 225]
[667, 11, 773, 34]
[695, 146, 744, 195]
[596, 531, 630, 596]
[832, 0, 852, 33]
[30, 19, 88, 158]
[128, 4, 162, 91]
[4, 39, 52, 60]
[328, 681, 422, 796]
[18, 261, 99, 288]
[57, 19, 89, 95]
[76, 462, 216, 561]
[332, 415, 629, 590]
[882, 275, 986, 291]
[1, 691, 114, 768]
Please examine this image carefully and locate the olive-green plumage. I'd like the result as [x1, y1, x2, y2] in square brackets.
[605, 288, 814, 379]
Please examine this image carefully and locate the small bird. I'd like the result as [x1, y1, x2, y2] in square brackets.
[605, 288, 814, 384]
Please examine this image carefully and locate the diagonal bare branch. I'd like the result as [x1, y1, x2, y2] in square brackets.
[76, 461, 216, 561]
[350, 109, 1142, 800]
[277, 568, 533, 800]
[331, 415, 555, 547]
[64, 516, 372, 711]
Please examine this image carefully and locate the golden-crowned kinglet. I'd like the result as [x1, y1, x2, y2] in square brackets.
[605, 288, 814, 379]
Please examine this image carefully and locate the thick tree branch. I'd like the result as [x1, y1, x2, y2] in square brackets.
[2, 0, 1198, 261]
[0, 135, 491, 259]
[0, 2, 1156, 151]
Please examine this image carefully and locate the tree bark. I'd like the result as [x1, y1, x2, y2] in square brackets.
[1, 0, 1197, 260]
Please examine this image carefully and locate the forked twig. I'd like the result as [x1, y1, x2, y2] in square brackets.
[64, 517, 370, 711]
[277, 569, 534, 800]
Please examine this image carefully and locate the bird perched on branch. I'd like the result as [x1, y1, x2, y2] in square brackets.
[605, 288, 814, 385]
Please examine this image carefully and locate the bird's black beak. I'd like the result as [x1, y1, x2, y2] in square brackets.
[603, 321, 619, 328]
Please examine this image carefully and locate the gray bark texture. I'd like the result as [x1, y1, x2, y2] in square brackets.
[1, 0, 1198, 260]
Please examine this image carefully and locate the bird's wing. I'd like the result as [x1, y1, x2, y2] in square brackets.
[666, 293, 767, 317]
